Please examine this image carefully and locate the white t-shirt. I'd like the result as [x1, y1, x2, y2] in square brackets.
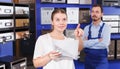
[33, 33, 75, 69]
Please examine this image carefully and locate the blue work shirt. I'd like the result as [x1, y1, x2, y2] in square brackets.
[83, 21, 111, 51]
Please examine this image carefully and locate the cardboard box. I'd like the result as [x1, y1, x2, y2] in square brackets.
[16, 19, 29, 27]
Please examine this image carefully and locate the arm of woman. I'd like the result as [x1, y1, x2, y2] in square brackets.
[74, 24, 84, 52]
[78, 37, 83, 51]
[33, 53, 51, 68]
[33, 50, 61, 68]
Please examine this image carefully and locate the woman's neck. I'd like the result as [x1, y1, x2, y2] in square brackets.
[50, 31, 65, 40]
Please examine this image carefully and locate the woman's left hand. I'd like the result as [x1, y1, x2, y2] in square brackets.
[74, 24, 84, 40]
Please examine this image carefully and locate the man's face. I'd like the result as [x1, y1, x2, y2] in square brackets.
[91, 7, 103, 21]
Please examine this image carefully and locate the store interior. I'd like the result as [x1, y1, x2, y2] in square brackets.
[0, 0, 120, 69]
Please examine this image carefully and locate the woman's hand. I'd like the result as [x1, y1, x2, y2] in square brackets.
[33, 50, 61, 68]
[48, 50, 61, 60]
[74, 24, 84, 40]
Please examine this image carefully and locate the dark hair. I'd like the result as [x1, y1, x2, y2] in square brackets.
[51, 9, 67, 21]
[92, 4, 103, 13]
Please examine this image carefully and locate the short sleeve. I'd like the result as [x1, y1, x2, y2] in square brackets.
[33, 36, 45, 59]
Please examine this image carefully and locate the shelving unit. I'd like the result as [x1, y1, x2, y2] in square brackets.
[0, 2, 33, 68]
[0, 2, 14, 57]
[0, 2, 30, 57]
[14, 4, 30, 40]
[0, 2, 14, 44]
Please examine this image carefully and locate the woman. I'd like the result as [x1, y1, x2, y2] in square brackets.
[33, 9, 83, 69]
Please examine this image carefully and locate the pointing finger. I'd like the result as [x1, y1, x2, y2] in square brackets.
[76, 24, 80, 29]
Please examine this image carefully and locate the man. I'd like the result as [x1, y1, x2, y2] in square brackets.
[83, 4, 111, 69]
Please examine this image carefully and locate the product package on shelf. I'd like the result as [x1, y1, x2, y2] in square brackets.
[41, 7, 54, 24]
[0, 63, 5, 69]
[41, 0, 52, 3]
[67, 0, 79, 4]
[79, 8, 90, 24]
[15, 19, 29, 27]
[0, 32, 14, 43]
[16, 31, 30, 40]
[103, 15, 119, 33]
[0, 5, 13, 14]
[108, 40, 115, 60]
[79, 0, 92, 4]
[65, 29, 75, 39]
[15, 5, 29, 15]
[66, 7, 79, 24]
[0, 56, 27, 69]
[52, 0, 66, 3]
[102, 0, 120, 6]
[117, 40, 120, 59]
[0, 19, 14, 29]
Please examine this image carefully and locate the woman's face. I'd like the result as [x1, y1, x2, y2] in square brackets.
[52, 13, 67, 32]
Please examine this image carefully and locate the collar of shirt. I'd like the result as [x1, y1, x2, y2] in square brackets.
[91, 21, 103, 27]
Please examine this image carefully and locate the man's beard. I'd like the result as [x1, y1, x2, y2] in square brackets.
[92, 15, 100, 21]
[92, 18, 98, 21]
[92, 17, 100, 21]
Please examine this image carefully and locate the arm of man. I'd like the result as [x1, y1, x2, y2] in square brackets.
[83, 25, 99, 48]
[92, 25, 111, 49]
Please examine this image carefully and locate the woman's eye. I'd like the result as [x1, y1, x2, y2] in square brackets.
[63, 18, 67, 21]
[56, 19, 60, 21]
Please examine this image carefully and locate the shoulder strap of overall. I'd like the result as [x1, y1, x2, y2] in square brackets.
[88, 23, 105, 40]
[88, 24, 92, 40]
[98, 23, 105, 38]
